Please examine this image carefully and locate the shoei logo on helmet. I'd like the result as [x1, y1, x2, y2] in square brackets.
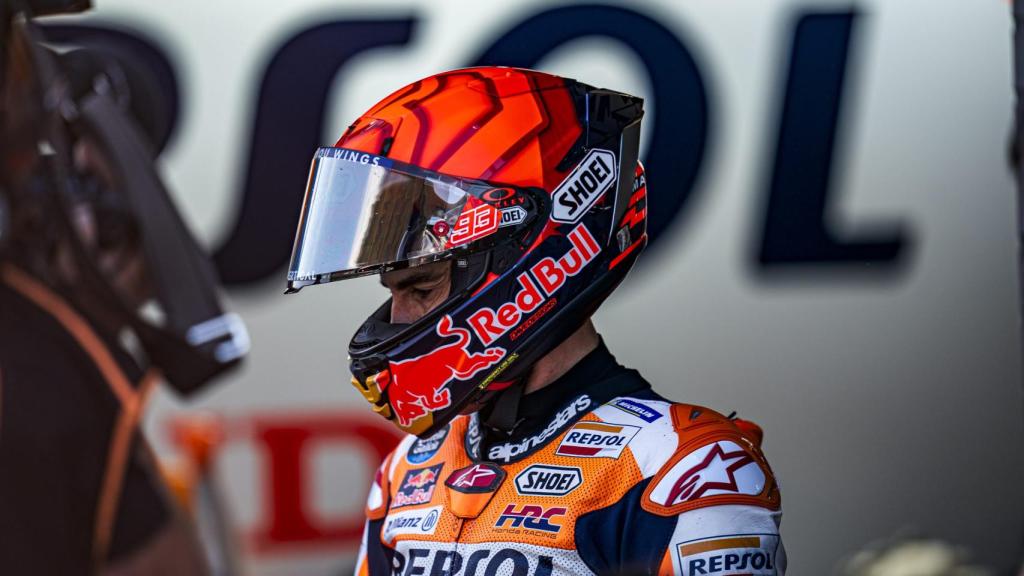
[468, 223, 600, 346]
[499, 206, 527, 227]
[380, 315, 506, 428]
[551, 149, 617, 224]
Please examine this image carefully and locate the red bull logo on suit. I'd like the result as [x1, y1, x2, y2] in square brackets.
[394, 464, 444, 508]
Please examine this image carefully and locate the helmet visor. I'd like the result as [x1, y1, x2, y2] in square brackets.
[287, 147, 518, 292]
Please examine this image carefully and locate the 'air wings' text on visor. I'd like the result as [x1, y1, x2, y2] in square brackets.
[287, 147, 507, 292]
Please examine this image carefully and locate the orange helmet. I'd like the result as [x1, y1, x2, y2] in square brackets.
[287, 67, 646, 436]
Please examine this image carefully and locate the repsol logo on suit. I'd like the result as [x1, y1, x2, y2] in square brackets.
[676, 534, 780, 576]
[392, 548, 553, 576]
[686, 550, 776, 575]
[555, 421, 640, 458]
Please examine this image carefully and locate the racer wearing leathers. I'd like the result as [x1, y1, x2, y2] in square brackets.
[354, 341, 784, 576]
[283, 67, 786, 575]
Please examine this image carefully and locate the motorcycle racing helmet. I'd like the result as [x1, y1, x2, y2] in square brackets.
[286, 67, 647, 437]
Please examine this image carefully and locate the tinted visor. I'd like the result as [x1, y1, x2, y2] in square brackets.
[287, 147, 527, 292]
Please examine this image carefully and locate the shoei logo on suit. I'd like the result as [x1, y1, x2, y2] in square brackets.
[676, 534, 780, 575]
[555, 421, 640, 458]
[514, 465, 583, 496]
[551, 149, 617, 223]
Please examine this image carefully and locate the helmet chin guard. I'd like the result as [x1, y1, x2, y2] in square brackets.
[288, 67, 647, 437]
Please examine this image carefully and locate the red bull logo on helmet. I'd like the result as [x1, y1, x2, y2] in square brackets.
[468, 223, 600, 346]
[379, 316, 506, 429]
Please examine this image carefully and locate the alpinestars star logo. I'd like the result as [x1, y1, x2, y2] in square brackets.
[445, 462, 505, 494]
[450, 466, 495, 488]
[667, 442, 757, 503]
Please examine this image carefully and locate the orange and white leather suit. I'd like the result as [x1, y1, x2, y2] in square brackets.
[355, 343, 785, 576]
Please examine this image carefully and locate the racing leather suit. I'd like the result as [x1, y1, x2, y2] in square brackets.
[355, 341, 786, 575]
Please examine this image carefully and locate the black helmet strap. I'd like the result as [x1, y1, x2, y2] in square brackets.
[481, 379, 526, 434]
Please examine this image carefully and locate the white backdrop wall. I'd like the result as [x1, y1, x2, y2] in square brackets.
[50, 1, 1024, 574]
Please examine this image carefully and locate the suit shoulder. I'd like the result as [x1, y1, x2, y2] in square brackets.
[631, 402, 782, 517]
[589, 395, 677, 477]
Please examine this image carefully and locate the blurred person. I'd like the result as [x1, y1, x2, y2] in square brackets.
[0, 2, 247, 574]
[287, 67, 785, 575]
